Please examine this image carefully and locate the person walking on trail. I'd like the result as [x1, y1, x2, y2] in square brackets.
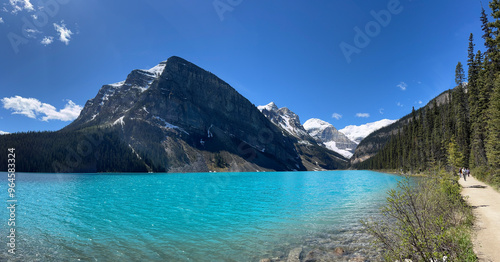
[463, 168, 467, 181]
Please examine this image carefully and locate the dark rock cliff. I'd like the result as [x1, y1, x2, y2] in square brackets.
[66, 56, 307, 172]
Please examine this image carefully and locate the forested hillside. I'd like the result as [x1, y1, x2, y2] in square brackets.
[358, 2, 500, 186]
[0, 128, 148, 173]
[351, 90, 451, 166]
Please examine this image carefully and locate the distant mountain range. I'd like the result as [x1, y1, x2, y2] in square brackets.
[0, 56, 405, 173]
[1, 56, 352, 173]
[257, 103, 395, 159]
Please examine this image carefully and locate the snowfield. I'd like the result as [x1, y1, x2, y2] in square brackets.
[339, 119, 396, 144]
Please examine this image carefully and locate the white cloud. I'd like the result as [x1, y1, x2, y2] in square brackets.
[41, 36, 54, 46]
[41, 100, 83, 121]
[25, 28, 40, 38]
[54, 21, 73, 45]
[0, 17, 4, 23]
[331, 113, 342, 120]
[397, 102, 404, 107]
[418, 100, 423, 105]
[397, 82, 407, 91]
[379, 108, 384, 115]
[356, 113, 370, 118]
[10, 0, 34, 13]
[1, 96, 82, 122]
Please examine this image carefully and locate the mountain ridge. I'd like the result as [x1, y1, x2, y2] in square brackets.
[257, 102, 349, 170]
[67, 56, 308, 172]
[1, 56, 350, 173]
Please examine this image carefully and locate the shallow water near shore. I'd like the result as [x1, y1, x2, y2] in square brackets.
[0, 170, 403, 261]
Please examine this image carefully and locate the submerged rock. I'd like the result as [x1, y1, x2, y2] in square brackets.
[287, 247, 304, 262]
[304, 249, 324, 262]
[348, 256, 367, 262]
[334, 247, 345, 256]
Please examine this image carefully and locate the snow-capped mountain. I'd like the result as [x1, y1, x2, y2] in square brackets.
[257, 102, 309, 139]
[339, 119, 397, 144]
[303, 118, 358, 159]
[258, 103, 349, 169]
[69, 62, 168, 126]
[61, 56, 349, 173]
[0, 131, 9, 135]
[64, 56, 312, 172]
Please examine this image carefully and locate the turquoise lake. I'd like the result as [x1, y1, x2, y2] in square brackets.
[0, 171, 404, 261]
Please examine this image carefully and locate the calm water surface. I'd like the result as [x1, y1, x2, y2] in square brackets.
[0, 170, 404, 261]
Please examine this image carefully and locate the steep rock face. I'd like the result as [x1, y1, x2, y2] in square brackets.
[303, 118, 358, 159]
[258, 102, 310, 140]
[67, 56, 305, 172]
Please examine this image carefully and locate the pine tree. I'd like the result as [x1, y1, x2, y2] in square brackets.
[489, 0, 500, 70]
[482, 7, 494, 56]
[453, 88, 470, 167]
[468, 36, 479, 157]
[486, 75, 500, 169]
[455, 62, 466, 86]
[468, 33, 476, 65]
[483, 0, 500, 185]
[470, 51, 485, 168]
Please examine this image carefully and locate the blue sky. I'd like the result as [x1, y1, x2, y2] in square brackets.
[0, 0, 488, 134]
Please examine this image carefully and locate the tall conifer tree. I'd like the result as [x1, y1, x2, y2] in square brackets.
[486, 76, 500, 170]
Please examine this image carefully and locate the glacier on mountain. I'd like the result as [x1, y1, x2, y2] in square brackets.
[339, 119, 396, 144]
[303, 118, 357, 159]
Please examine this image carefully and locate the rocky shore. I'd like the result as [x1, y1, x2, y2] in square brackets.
[257, 226, 384, 262]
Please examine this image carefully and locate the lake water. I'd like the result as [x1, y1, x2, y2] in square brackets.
[0, 171, 404, 261]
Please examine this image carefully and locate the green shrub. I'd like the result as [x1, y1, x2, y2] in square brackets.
[362, 174, 477, 261]
[472, 166, 500, 190]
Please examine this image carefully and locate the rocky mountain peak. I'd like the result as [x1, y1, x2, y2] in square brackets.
[303, 118, 334, 136]
[258, 102, 309, 140]
[258, 102, 279, 112]
[303, 118, 358, 159]
[64, 56, 308, 172]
